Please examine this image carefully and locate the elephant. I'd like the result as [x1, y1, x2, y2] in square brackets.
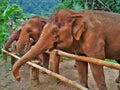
[12, 9, 120, 90]
[15, 16, 49, 68]
[4, 16, 49, 68]
[15, 16, 47, 55]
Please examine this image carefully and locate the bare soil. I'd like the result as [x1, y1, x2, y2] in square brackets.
[0, 59, 119, 90]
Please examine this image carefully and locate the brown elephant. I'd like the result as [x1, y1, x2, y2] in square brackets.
[12, 9, 120, 90]
[15, 16, 49, 68]
[15, 16, 47, 55]
[4, 16, 49, 68]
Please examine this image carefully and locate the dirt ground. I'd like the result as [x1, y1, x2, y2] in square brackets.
[0, 59, 120, 90]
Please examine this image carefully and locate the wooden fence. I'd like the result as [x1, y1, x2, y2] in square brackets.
[2, 49, 120, 90]
[2, 49, 88, 90]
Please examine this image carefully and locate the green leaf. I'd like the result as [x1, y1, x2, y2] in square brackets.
[0, 14, 4, 19]
[3, 5, 20, 18]
[73, 3, 83, 11]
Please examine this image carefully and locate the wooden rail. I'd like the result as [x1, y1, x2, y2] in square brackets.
[56, 50, 120, 70]
[48, 49, 120, 76]
[2, 49, 88, 90]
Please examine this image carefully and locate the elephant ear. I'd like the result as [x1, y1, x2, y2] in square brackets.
[70, 15, 85, 40]
[39, 18, 48, 30]
[71, 15, 93, 40]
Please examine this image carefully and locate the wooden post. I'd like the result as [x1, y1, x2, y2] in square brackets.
[2, 52, 7, 62]
[30, 60, 40, 86]
[49, 50, 60, 74]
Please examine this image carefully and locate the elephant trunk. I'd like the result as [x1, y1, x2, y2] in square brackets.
[16, 38, 34, 55]
[15, 34, 29, 55]
[3, 30, 20, 51]
[15, 43, 26, 55]
[12, 34, 48, 81]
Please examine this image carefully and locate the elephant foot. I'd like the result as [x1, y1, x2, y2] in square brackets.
[115, 76, 120, 83]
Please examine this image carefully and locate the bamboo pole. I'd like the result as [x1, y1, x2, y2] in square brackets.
[56, 50, 120, 70]
[2, 49, 88, 90]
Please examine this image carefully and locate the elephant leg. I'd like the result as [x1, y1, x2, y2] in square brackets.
[37, 53, 49, 69]
[89, 63, 107, 90]
[76, 60, 88, 88]
[83, 38, 107, 90]
[115, 60, 120, 83]
[11, 56, 17, 67]
[42, 53, 49, 69]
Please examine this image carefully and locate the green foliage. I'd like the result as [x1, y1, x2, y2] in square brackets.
[63, 57, 69, 60]
[0, 0, 10, 14]
[10, 0, 60, 17]
[54, 0, 120, 13]
[105, 59, 118, 63]
[85, 0, 120, 13]
[54, 0, 89, 11]
[0, 1, 24, 54]
[9, 4, 24, 29]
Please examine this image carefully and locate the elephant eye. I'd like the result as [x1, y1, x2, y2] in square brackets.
[52, 29, 58, 35]
[27, 29, 32, 33]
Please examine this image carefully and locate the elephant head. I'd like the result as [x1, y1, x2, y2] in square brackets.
[3, 22, 25, 52]
[12, 9, 93, 81]
[15, 16, 47, 55]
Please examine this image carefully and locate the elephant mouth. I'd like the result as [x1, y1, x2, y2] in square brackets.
[49, 41, 63, 51]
